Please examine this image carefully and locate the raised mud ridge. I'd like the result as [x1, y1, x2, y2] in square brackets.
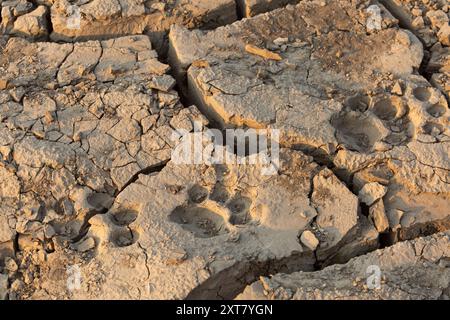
[0, 0, 449, 300]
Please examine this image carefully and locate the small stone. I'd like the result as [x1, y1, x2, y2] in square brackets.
[387, 209, 404, 230]
[411, 8, 422, 17]
[300, 230, 319, 251]
[273, 37, 289, 46]
[426, 10, 449, 29]
[369, 200, 389, 233]
[150, 2, 165, 12]
[438, 24, 450, 46]
[44, 224, 56, 238]
[23, 270, 33, 285]
[0, 79, 8, 89]
[391, 81, 403, 95]
[12, 0, 33, 16]
[4, 257, 18, 273]
[358, 182, 388, 206]
[149, 75, 176, 92]
[411, 16, 425, 29]
[62, 199, 74, 216]
[158, 92, 178, 105]
[144, 59, 170, 75]
[192, 60, 210, 68]
[245, 44, 282, 61]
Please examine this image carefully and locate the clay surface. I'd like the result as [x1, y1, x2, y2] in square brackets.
[169, 0, 450, 250]
[0, 0, 449, 301]
[238, 231, 450, 300]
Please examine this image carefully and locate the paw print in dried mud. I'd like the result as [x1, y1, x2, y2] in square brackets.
[412, 87, 449, 138]
[109, 208, 139, 247]
[332, 85, 449, 153]
[169, 183, 254, 238]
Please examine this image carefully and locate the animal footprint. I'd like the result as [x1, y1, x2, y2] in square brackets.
[111, 209, 138, 226]
[109, 208, 139, 247]
[111, 228, 138, 247]
[413, 87, 434, 102]
[332, 111, 386, 153]
[334, 93, 413, 152]
[422, 122, 444, 137]
[187, 185, 209, 203]
[371, 96, 404, 121]
[227, 195, 252, 226]
[169, 206, 228, 238]
[169, 184, 254, 238]
[412, 86, 448, 138]
[427, 103, 447, 118]
[344, 94, 370, 112]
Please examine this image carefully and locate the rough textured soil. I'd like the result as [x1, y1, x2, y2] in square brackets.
[0, 0, 449, 300]
[238, 231, 450, 300]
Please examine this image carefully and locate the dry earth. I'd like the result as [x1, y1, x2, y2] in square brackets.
[0, 0, 449, 300]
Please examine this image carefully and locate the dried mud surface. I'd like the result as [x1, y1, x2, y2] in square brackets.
[0, 0, 449, 300]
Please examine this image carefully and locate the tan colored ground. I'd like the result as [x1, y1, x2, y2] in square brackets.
[0, 0, 449, 300]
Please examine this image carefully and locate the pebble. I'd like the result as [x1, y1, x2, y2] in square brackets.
[300, 230, 319, 251]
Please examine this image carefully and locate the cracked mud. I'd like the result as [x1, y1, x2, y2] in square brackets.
[0, 0, 449, 300]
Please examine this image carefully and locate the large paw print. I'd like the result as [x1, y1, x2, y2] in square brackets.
[411, 86, 449, 140]
[333, 92, 412, 152]
[68, 207, 139, 252]
[169, 184, 254, 238]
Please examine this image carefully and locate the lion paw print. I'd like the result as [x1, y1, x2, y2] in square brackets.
[68, 207, 139, 254]
[410, 86, 449, 141]
[169, 184, 254, 238]
[332, 83, 449, 153]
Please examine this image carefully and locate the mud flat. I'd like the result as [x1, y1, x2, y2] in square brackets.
[6, 144, 374, 299]
[0, 35, 211, 298]
[169, 0, 450, 251]
[0, 0, 449, 301]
